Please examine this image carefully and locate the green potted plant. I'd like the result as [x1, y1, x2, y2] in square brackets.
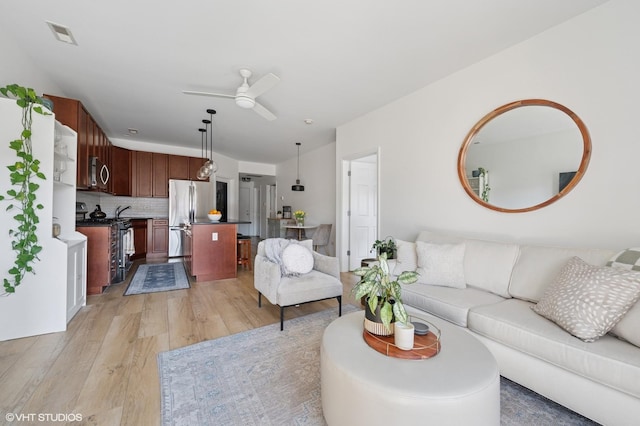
[372, 236, 397, 259]
[0, 84, 50, 294]
[353, 252, 419, 334]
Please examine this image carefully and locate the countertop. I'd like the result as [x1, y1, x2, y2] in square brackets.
[191, 219, 251, 225]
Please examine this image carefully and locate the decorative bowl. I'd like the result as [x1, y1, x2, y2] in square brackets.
[207, 213, 222, 221]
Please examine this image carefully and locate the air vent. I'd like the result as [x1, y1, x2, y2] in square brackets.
[46, 21, 78, 45]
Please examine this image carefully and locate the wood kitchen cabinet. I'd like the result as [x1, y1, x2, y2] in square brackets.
[169, 155, 209, 181]
[147, 218, 169, 259]
[152, 153, 169, 197]
[169, 155, 190, 180]
[130, 219, 148, 260]
[77, 224, 117, 295]
[44, 94, 114, 192]
[188, 223, 237, 281]
[132, 151, 153, 197]
[110, 145, 132, 196]
[132, 151, 168, 197]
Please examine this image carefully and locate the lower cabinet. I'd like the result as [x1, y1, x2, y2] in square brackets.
[189, 224, 237, 281]
[147, 218, 169, 259]
[77, 224, 117, 295]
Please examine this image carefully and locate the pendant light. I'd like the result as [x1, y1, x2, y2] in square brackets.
[199, 118, 212, 179]
[292, 142, 305, 191]
[197, 128, 207, 180]
[206, 109, 218, 174]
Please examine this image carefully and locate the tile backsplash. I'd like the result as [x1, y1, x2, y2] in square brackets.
[76, 192, 169, 219]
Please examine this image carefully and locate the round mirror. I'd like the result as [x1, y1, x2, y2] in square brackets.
[457, 99, 591, 213]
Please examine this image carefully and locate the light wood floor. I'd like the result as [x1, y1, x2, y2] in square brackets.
[0, 258, 360, 426]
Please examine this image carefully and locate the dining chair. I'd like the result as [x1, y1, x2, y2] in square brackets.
[312, 224, 332, 255]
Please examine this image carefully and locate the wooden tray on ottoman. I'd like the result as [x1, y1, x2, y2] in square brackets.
[363, 320, 441, 360]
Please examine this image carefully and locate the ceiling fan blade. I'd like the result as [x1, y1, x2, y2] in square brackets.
[252, 101, 277, 121]
[182, 90, 235, 99]
[245, 73, 280, 98]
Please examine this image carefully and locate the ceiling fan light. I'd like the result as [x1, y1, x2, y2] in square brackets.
[235, 95, 255, 109]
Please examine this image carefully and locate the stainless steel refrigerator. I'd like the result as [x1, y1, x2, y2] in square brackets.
[169, 179, 214, 257]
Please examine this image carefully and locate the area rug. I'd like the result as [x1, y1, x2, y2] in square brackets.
[124, 262, 190, 295]
[158, 306, 598, 426]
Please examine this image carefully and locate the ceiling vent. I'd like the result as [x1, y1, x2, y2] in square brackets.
[46, 21, 78, 45]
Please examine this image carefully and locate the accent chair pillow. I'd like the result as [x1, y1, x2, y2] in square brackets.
[392, 239, 417, 276]
[415, 241, 466, 288]
[532, 256, 640, 342]
[282, 243, 314, 275]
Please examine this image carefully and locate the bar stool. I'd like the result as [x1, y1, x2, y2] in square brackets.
[237, 236, 252, 270]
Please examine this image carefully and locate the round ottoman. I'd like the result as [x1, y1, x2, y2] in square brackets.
[321, 311, 499, 426]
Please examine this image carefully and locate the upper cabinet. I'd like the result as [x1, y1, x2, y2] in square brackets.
[111, 145, 132, 196]
[152, 153, 169, 197]
[170, 155, 209, 182]
[44, 94, 112, 192]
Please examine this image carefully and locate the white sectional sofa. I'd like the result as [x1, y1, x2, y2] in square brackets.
[388, 230, 640, 426]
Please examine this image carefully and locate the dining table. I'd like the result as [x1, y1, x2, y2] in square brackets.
[284, 224, 317, 240]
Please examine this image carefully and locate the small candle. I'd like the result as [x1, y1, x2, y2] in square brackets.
[394, 322, 415, 350]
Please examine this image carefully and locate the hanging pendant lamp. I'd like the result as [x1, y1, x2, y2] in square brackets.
[206, 109, 218, 174]
[292, 142, 305, 191]
[197, 128, 208, 180]
[200, 118, 212, 178]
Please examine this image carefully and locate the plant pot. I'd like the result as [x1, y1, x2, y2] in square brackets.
[364, 297, 395, 336]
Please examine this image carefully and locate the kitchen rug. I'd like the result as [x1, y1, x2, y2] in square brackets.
[124, 262, 190, 295]
[158, 305, 596, 426]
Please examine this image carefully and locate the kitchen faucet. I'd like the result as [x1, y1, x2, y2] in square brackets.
[115, 205, 132, 219]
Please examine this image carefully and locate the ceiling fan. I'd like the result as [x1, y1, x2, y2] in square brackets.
[183, 69, 280, 121]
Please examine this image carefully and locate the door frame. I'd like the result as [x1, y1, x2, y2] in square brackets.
[339, 148, 380, 271]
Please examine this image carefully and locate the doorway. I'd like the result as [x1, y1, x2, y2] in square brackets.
[342, 152, 379, 271]
[216, 181, 228, 222]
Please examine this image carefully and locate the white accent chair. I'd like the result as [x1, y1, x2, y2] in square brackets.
[254, 239, 343, 330]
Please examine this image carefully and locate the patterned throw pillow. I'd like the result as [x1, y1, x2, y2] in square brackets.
[282, 244, 314, 275]
[532, 256, 640, 342]
[415, 241, 466, 288]
[606, 247, 640, 271]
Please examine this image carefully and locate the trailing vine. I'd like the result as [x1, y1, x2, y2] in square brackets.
[0, 84, 50, 295]
[478, 167, 491, 202]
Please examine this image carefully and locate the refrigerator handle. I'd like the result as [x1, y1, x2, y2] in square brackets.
[189, 184, 195, 222]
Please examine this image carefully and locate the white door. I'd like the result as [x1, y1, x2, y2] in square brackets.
[239, 186, 251, 235]
[349, 159, 378, 270]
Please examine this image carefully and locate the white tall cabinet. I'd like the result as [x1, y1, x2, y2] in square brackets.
[0, 97, 87, 341]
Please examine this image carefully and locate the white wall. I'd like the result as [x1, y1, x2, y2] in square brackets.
[277, 142, 337, 244]
[336, 0, 640, 264]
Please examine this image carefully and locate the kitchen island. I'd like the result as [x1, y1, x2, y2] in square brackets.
[183, 220, 250, 282]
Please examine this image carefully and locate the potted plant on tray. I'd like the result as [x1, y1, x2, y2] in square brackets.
[352, 252, 419, 335]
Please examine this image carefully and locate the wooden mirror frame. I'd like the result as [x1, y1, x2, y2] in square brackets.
[457, 99, 591, 213]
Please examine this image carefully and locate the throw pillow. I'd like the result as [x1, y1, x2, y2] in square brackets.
[415, 241, 466, 288]
[282, 243, 314, 275]
[606, 247, 640, 271]
[532, 256, 640, 342]
[392, 239, 417, 276]
[609, 301, 640, 348]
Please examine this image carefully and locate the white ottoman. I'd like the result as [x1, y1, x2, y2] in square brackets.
[321, 311, 500, 426]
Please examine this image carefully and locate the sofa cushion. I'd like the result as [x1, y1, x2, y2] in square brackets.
[392, 239, 417, 276]
[415, 230, 517, 297]
[532, 257, 640, 342]
[415, 241, 466, 288]
[607, 247, 640, 271]
[508, 245, 616, 302]
[468, 299, 640, 399]
[401, 282, 505, 327]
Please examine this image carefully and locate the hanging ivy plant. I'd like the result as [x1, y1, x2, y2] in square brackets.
[0, 84, 50, 295]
